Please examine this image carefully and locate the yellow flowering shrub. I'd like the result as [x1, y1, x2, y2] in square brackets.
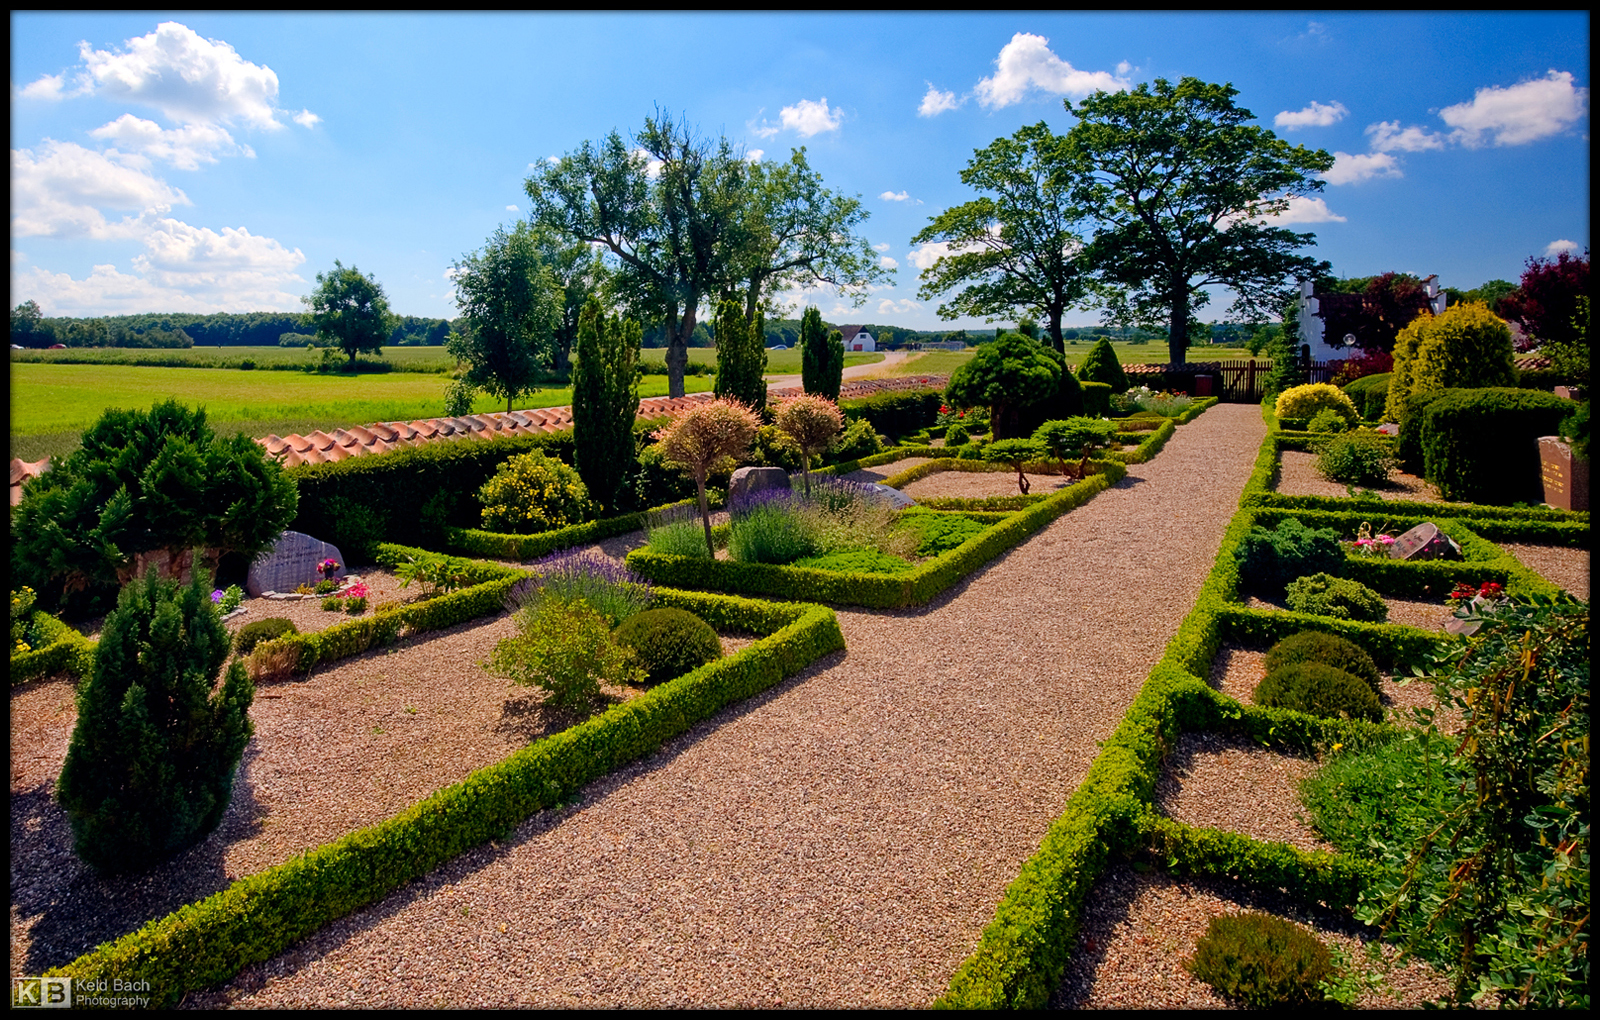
[477, 451, 598, 535]
[1274, 383, 1359, 425]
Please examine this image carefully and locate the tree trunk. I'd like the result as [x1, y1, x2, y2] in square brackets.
[1168, 276, 1188, 367]
[694, 474, 714, 558]
[665, 300, 697, 400]
[1046, 309, 1065, 354]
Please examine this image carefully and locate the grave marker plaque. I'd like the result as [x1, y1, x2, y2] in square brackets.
[1538, 436, 1588, 511]
[728, 466, 791, 505]
[1388, 521, 1461, 561]
[863, 483, 915, 509]
[246, 531, 346, 596]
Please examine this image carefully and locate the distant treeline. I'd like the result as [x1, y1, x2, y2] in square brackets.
[10, 308, 453, 350]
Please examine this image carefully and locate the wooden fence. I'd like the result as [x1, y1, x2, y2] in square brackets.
[1123, 359, 1341, 403]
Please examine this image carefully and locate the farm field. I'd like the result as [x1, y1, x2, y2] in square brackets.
[881, 343, 1259, 378]
[10, 345, 457, 372]
[7, 363, 714, 462]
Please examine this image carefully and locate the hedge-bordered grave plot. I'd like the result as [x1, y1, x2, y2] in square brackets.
[17, 543, 844, 1008]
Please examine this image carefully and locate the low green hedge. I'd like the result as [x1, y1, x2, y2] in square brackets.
[48, 588, 845, 1007]
[9, 612, 96, 686]
[442, 498, 697, 562]
[1141, 814, 1371, 911]
[1113, 418, 1177, 464]
[628, 464, 1127, 609]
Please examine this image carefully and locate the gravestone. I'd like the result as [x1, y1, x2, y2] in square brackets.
[862, 483, 915, 509]
[246, 531, 346, 596]
[1538, 436, 1588, 511]
[728, 466, 790, 505]
[1388, 521, 1462, 562]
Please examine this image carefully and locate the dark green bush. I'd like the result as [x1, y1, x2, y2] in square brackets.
[1307, 407, 1350, 434]
[828, 418, 886, 462]
[1076, 337, 1129, 393]
[1419, 387, 1577, 504]
[56, 564, 255, 874]
[945, 423, 971, 447]
[1186, 911, 1335, 1008]
[1561, 399, 1587, 462]
[1079, 380, 1111, 418]
[1284, 572, 1389, 624]
[1341, 371, 1391, 421]
[234, 617, 299, 656]
[1314, 429, 1395, 487]
[1234, 518, 1344, 598]
[612, 607, 723, 684]
[1395, 388, 1463, 474]
[838, 388, 942, 440]
[1263, 630, 1382, 696]
[1253, 662, 1383, 722]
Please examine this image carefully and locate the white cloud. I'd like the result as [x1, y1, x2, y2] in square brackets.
[292, 109, 321, 128]
[1544, 238, 1581, 257]
[1366, 120, 1447, 153]
[1275, 100, 1348, 130]
[918, 84, 961, 117]
[1440, 69, 1590, 147]
[879, 190, 914, 202]
[11, 139, 190, 239]
[877, 298, 921, 315]
[19, 73, 78, 101]
[744, 149, 764, 163]
[76, 21, 290, 130]
[505, 205, 519, 212]
[1322, 151, 1402, 186]
[780, 97, 843, 137]
[906, 240, 960, 270]
[630, 147, 665, 178]
[878, 255, 899, 270]
[1116, 61, 1134, 76]
[89, 114, 248, 170]
[1264, 196, 1347, 224]
[974, 33, 1125, 108]
[874, 242, 892, 252]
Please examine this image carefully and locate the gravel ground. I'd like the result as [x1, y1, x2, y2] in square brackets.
[1243, 593, 1453, 632]
[900, 469, 1077, 500]
[839, 457, 931, 485]
[1208, 643, 1441, 725]
[1499, 542, 1589, 599]
[1274, 449, 1449, 503]
[165, 403, 1268, 1008]
[1051, 862, 1453, 1009]
[1154, 731, 1327, 853]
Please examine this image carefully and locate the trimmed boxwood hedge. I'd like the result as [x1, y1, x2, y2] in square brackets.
[9, 612, 96, 686]
[442, 498, 697, 562]
[628, 463, 1127, 609]
[46, 587, 845, 1007]
[1417, 387, 1576, 504]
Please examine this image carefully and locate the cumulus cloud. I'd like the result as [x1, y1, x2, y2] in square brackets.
[877, 298, 921, 315]
[1322, 151, 1403, 186]
[874, 242, 892, 252]
[1275, 100, 1348, 130]
[1263, 196, 1346, 224]
[906, 240, 961, 270]
[505, 205, 518, 212]
[1544, 239, 1581, 257]
[1366, 120, 1447, 153]
[88, 114, 249, 170]
[744, 149, 764, 163]
[779, 97, 844, 137]
[77, 22, 288, 130]
[292, 109, 321, 128]
[974, 33, 1125, 108]
[19, 73, 79, 101]
[630, 148, 665, 178]
[878, 255, 899, 270]
[918, 84, 961, 117]
[11, 140, 190, 239]
[1440, 69, 1590, 147]
[879, 190, 915, 203]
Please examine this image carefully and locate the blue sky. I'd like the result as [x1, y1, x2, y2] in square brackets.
[9, 12, 1590, 330]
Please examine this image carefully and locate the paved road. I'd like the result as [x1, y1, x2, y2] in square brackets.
[763, 350, 915, 393]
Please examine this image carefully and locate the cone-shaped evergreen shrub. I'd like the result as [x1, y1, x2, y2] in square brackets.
[56, 558, 255, 874]
[800, 305, 844, 402]
[1077, 337, 1130, 393]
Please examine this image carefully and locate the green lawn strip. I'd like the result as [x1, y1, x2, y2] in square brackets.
[626, 463, 1126, 609]
[44, 586, 844, 1007]
[935, 428, 1480, 1009]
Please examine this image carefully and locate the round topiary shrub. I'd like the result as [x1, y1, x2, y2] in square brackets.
[1254, 662, 1383, 722]
[1275, 383, 1360, 426]
[945, 423, 971, 447]
[477, 450, 598, 535]
[1308, 407, 1350, 434]
[1264, 630, 1382, 696]
[1285, 572, 1389, 624]
[1384, 301, 1516, 423]
[612, 607, 723, 685]
[1186, 911, 1335, 1007]
[1315, 429, 1396, 487]
[234, 617, 298, 656]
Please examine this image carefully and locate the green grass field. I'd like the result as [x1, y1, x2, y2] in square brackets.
[881, 342, 1258, 377]
[10, 345, 457, 372]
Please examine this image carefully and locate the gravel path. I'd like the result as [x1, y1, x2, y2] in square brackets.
[182, 403, 1265, 1008]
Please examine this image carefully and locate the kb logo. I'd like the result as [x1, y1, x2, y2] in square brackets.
[13, 977, 72, 1008]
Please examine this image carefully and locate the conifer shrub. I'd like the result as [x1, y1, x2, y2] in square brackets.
[56, 562, 255, 874]
[612, 607, 723, 685]
[1186, 912, 1335, 1007]
[945, 423, 971, 447]
[1285, 572, 1389, 623]
[1263, 630, 1382, 696]
[1274, 383, 1359, 426]
[477, 449, 598, 535]
[1076, 337, 1130, 393]
[1253, 661, 1383, 722]
[1234, 518, 1345, 598]
[233, 616, 299, 656]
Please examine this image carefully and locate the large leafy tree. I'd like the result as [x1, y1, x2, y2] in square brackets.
[914, 122, 1095, 352]
[11, 400, 297, 604]
[1065, 78, 1335, 365]
[1500, 249, 1589, 355]
[446, 223, 562, 413]
[733, 147, 889, 322]
[304, 260, 398, 366]
[525, 111, 751, 399]
[1317, 272, 1436, 354]
[535, 228, 607, 375]
[799, 305, 844, 401]
[571, 297, 641, 513]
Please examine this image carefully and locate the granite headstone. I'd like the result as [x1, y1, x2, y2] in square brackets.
[246, 531, 346, 596]
[1388, 521, 1461, 562]
[862, 483, 915, 509]
[728, 466, 791, 505]
[1538, 436, 1588, 511]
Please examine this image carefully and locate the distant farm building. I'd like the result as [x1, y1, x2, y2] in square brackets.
[839, 325, 876, 352]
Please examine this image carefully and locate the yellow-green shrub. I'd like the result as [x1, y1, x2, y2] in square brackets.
[1384, 302, 1516, 422]
[1274, 383, 1358, 425]
[477, 450, 598, 535]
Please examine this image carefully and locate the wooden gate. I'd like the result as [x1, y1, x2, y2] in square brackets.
[1215, 359, 1340, 402]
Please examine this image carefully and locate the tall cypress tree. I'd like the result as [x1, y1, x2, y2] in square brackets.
[572, 297, 641, 512]
[56, 559, 254, 874]
[800, 305, 844, 402]
[712, 299, 767, 414]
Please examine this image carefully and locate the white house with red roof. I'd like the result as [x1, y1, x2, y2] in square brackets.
[838, 325, 876, 352]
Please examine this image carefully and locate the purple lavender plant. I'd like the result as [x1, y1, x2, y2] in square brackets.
[506, 549, 653, 625]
